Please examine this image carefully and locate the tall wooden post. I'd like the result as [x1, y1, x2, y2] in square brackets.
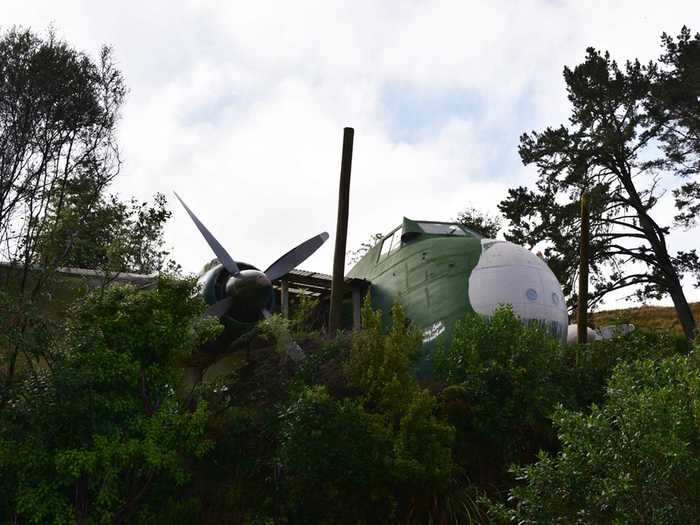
[329, 127, 354, 332]
[577, 192, 590, 344]
[280, 280, 289, 319]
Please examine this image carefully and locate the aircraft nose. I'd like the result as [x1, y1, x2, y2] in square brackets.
[225, 269, 271, 298]
[467, 240, 569, 342]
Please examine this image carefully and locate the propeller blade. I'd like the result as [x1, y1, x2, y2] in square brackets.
[174, 192, 240, 276]
[204, 297, 234, 318]
[264, 232, 329, 282]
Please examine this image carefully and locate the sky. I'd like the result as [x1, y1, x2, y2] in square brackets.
[3, 0, 700, 308]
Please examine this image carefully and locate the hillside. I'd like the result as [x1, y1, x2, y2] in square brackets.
[593, 302, 700, 336]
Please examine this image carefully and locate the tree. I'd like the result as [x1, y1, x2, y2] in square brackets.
[0, 27, 133, 405]
[455, 206, 503, 238]
[499, 29, 700, 340]
[651, 27, 700, 227]
[347, 232, 383, 265]
[37, 174, 179, 278]
[0, 278, 221, 523]
[0, 27, 125, 295]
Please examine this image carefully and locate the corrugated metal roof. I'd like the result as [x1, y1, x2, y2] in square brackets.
[286, 268, 332, 281]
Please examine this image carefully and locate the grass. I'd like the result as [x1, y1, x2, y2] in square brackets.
[593, 302, 700, 336]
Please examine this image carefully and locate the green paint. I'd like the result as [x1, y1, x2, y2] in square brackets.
[348, 218, 483, 371]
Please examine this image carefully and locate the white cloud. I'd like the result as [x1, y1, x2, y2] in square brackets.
[2, 0, 699, 306]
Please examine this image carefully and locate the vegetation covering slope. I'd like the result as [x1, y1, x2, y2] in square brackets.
[594, 302, 700, 335]
[4, 277, 698, 523]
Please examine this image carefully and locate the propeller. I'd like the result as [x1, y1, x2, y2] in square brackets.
[175, 192, 328, 324]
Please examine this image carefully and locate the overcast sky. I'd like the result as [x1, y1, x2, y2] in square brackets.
[4, 0, 700, 308]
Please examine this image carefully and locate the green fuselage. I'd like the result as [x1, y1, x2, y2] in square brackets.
[347, 219, 484, 368]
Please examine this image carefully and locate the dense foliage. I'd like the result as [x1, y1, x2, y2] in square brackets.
[0, 278, 221, 523]
[495, 351, 700, 524]
[435, 308, 565, 475]
[454, 207, 503, 238]
[2, 279, 698, 523]
[272, 301, 456, 523]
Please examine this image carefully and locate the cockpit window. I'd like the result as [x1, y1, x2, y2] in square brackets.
[417, 222, 468, 235]
[378, 227, 402, 262]
[389, 229, 402, 253]
[379, 235, 392, 260]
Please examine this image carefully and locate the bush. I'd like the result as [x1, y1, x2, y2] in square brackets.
[348, 301, 455, 493]
[346, 300, 423, 418]
[278, 300, 457, 523]
[557, 328, 686, 410]
[0, 278, 220, 524]
[495, 351, 700, 524]
[279, 386, 394, 523]
[434, 306, 565, 475]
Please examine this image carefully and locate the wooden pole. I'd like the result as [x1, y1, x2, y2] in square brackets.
[281, 280, 289, 319]
[577, 192, 590, 344]
[329, 127, 354, 332]
[352, 285, 362, 331]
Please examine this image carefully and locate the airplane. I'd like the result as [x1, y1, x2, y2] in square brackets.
[172, 196, 639, 382]
[346, 217, 569, 372]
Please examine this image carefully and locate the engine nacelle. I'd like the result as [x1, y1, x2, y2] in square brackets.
[197, 261, 273, 323]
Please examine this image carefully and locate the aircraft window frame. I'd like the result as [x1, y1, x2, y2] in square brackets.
[417, 222, 468, 236]
[388, 228, 402, 254]
[377, 227, 401, 262]
[379, 236, 392, 260]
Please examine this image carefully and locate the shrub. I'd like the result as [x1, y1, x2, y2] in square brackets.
[279, 385, 394, 523]
[495, 351, 700, 524]
[557, 328, 687, 410]
[0, 278, 219, 524]
[434, 306, 565, 473]
[346, 300, 423, 419]
[278, 300, 456, 523]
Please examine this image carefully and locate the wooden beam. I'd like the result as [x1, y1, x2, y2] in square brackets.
[578, 192, 590, 344]
[329, 127, 354, 332]
[352, 286, 362, 331]
[281, 279, 289, 319]
[278, 274, 332, 289]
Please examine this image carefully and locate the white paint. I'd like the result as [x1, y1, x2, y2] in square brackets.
[422, 320, 446, 343]
[566, 323, 636, 344]
[566, 325, 601, 344]
[468, 240, 569, 343]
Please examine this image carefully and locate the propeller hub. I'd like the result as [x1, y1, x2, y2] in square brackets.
[225, 269, 272, 312]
